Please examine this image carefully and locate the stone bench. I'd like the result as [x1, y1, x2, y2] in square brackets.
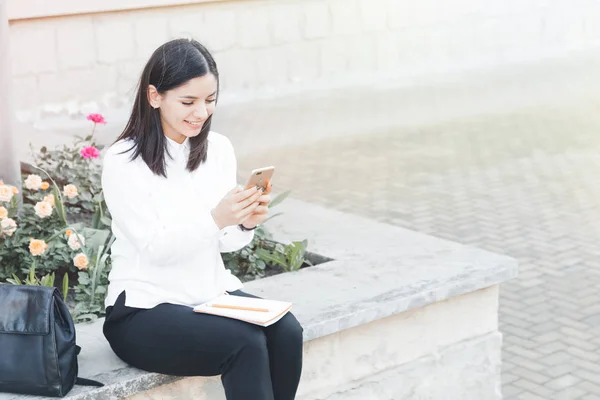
[0, 198, 517, 400]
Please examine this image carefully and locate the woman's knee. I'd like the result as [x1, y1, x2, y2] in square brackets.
[275, 313, 304, 343]
[237, 325, 269, 354]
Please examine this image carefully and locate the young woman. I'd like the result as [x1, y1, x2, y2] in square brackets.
[101, 38, 303, 400]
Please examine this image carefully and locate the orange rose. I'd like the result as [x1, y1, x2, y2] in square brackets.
[11, 186, 18, 194]
[29, 238, 49, 256]
[73, 253, 89, 270]
[0, 206, 7, 220]
[41, 182, 50, 190]
[65, 229, 73, 237]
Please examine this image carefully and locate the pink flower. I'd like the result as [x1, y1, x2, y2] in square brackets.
[80, 146, 100, 159]
[86, 113, 106, 124]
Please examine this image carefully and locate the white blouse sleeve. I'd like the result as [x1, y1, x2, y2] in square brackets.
[101, 147, 221, 265]
[218, 137, 255, 253]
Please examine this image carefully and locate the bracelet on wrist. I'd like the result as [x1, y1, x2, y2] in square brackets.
[238, 224, 257, 232]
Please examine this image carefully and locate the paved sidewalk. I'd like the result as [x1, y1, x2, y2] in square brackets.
[239, 101, 600, 400]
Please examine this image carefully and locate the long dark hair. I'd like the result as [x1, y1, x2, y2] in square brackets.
[116, 38, 219, 177]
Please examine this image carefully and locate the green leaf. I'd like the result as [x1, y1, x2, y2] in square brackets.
[287, 240, 307, 271]
[100, 216, 112, 227]
[78, 274, 90, 285]
[269, 190, 291, 209]
[62, 274, 69, 302]
[91, 207, 101, 229]
[11, 274, 22, 285]
[255, 248, 287, 268]
[52, 186, 68, 226]
[85, 227, 110, 249]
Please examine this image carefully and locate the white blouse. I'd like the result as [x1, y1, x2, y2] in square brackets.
[101, 131, 253, 309]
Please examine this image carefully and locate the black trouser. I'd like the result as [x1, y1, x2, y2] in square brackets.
[103, 291, 303, 400]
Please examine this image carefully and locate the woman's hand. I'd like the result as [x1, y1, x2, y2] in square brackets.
[211, 186, 263, 230]
[241, 181, 273, 229]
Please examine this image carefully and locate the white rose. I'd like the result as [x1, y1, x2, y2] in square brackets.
[0, 185, 13, 202]
[67, 233, 85, 251]
[1, 218, 17, 237]
[63, 184, 78, 199]
[43, 194, 55, 207]
[24, 174, 43, 190]
[34, 201, 53, 218]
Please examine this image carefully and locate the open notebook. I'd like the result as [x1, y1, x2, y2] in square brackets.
[193, 294, 292, 327]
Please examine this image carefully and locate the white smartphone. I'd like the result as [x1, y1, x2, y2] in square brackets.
[245, 166, 275, 190]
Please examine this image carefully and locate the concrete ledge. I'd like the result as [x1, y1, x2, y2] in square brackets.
[0, 198, 517, 400]
[323, 332, 503, 400]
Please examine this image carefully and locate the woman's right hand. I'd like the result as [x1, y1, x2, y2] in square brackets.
[211, 186, 263, 230]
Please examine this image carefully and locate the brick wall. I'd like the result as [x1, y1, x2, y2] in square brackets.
[8, 0, 600, 123]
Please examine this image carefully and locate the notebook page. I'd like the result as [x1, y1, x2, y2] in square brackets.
[193, 295, 292, 327]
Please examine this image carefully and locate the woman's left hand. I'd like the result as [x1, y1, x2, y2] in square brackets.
[241, 181, 272, 229]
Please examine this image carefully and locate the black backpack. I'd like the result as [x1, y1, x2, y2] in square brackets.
[0, 284, 103, 397]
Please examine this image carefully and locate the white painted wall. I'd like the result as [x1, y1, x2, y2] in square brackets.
[8, 0, 600, 124]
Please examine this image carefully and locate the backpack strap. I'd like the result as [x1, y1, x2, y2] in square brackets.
[75, 377, 104, 387]
[73, 346, 104, 387]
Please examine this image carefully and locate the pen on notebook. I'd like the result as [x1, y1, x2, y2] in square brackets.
[209, 304, 269, 313]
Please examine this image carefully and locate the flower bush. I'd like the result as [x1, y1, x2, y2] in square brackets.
[0, 114, 307, 322]
[1, 115, 113, 321]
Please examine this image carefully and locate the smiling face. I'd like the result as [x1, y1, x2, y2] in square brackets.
[147, 73, 218, 144]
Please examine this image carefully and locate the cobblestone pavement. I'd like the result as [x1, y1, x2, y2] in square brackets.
[239, 101, 600, 400]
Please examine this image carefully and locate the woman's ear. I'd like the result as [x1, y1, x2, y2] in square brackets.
[147, 85, 162, 109]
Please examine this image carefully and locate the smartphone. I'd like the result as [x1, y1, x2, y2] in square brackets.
[245, 166, 275, 190]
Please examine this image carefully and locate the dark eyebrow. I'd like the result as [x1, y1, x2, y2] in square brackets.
[179, 92, 217, 100]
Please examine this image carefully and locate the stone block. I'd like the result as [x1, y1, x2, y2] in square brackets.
[199, 9, 237, 52]
[320, 37, 349, 77]
[133, 13, 169, 60]
[330, 0, 361, 36]
[236, 6, 271, 49]
[116, 60, 145, 96]
[254, 46, 289, 87]
[359, 0, 388, 32]
[167, 10, 204, 42]
[270, 3, 303, 45]
[9, 22, 57, 75]
[386, 0, 414, 30]
[287, 42, 321, 82]
[38, 66, 117, 104]
[11, 76, 40, 112]
[214, 49, 256, 93]
[56, 16, 96, 69]
[374, 31, 400, 71]
[94, 16, 136, 64]
[303, 2, 330, 39]
[322, 333, 502, 400]
[347, 34, 376, 74]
